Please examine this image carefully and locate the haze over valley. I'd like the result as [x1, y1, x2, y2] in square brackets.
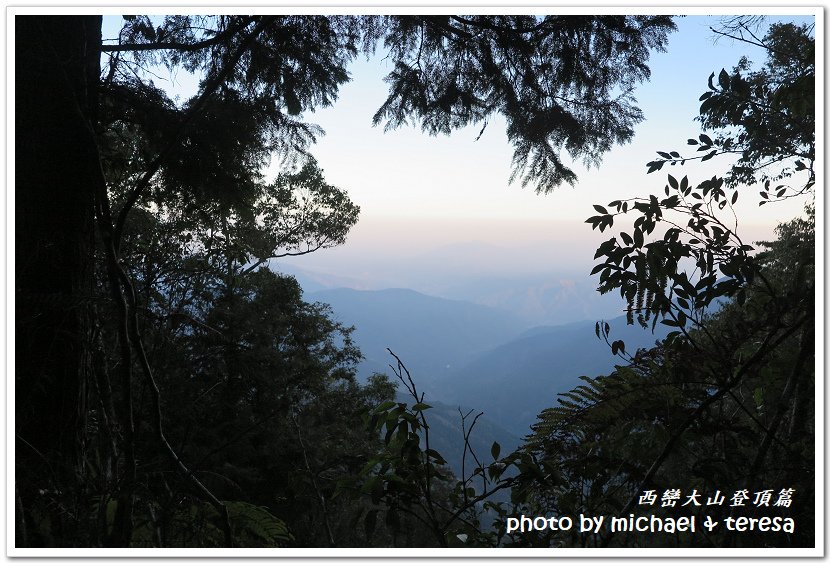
[269, 211, 782, 468]
[270, 245, 673, 476]
[272, 258, 667, 474]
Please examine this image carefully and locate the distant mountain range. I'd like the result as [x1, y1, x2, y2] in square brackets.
[273, 261, 624, 325]
[268, 267, 673, 463]
[439, 317, 669, 436]
[308, 287, 529, 398]
[437, 273, 623, 326]
[302, 283, 670, 438]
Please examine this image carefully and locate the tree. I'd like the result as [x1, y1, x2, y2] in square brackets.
[122, 265, 395, 547]
[16, 14, 676, 546]
[354, 350, 542, 547]
[522, 20, 815, 548]
[375, 15, 676, 189]
[585, 20, 813, 349]
[15, 16, 101, 545]
[645, 22, 814, 198]
[524, 214, 813, 547]
[102, 15, 676, 193]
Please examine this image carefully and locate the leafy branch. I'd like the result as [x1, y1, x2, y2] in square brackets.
[358, 350, 541, 547]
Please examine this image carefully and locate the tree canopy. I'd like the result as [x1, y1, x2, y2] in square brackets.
[16, 12, 814, 552]
[103, 15, 676, 194]
[520, 19, 815, 548]
[645, 22, 814, 197]
[15, 14, 676, 548]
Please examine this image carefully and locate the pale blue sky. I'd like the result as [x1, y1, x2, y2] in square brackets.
[282, 13, 816, 282]
[301, 14, 813, 222]
[101, 12, 817, 289]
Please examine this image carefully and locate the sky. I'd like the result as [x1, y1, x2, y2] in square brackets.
[277, 12, 816, 288]
[100, 11, 818, 302]
[302, 14, 811, 223]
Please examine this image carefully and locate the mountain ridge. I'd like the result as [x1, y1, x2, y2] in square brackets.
[292, 281, 672, 437]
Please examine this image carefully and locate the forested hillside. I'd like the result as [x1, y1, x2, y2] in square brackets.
[14, 13, 814, 551]
[308, 287, 528, 391]
[442, 316, 670, 435]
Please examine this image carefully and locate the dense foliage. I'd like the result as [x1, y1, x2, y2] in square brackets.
[347, 20, 814, 549]
[16, 14, 675, 548]
[15, 14, 814, 550]
[519, 20, 815, 548]
[523, 213, 813, 547]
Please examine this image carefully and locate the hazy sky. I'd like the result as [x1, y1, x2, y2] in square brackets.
[101, 11, 817, 295]
[274, 12, 816, 283]
[299, 13, 813, 218]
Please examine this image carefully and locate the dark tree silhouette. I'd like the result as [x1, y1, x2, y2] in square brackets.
[522, 21, 815, 548]
[16, 18, 101, 545]
[15, 14, 676, 547]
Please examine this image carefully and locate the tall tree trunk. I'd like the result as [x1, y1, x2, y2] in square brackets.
[15, 15, 101, 546]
